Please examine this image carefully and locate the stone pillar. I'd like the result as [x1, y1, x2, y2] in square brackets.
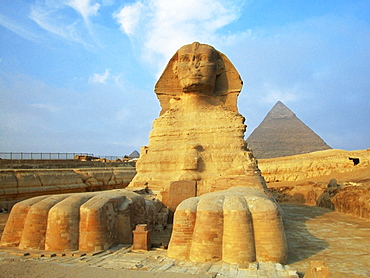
[132, 224, 151, 251]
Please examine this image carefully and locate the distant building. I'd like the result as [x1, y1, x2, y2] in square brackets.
[246, 101, 331, 159]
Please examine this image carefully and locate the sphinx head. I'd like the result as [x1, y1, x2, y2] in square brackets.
[172, 42, 224, 94]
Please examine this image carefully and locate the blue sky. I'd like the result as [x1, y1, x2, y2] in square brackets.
[1, 0, 369, 156]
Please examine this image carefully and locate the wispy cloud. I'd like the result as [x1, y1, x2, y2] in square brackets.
[30, 103, 60, 113]
[0, 12, 42, 42]
[114, 0, 246, 73]
[29, 0, 102, 49]
[64, 0, 100, 22]
[89, 68, 110, 83]
[64, 0, 101, 44]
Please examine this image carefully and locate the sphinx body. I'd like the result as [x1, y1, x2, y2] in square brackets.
[129, 42, 288, 264]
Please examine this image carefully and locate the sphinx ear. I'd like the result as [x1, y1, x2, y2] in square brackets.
[216, 58, 225, 75]
[172, 61, 178, 77]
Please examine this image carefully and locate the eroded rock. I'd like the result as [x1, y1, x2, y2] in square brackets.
[1, 189, 160, 252]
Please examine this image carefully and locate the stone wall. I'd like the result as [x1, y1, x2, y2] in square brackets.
[0, 167, 136, 211]
[258, 149, 370, 183]
[0, 159, 135, 169]
[259, 149, 370, 221]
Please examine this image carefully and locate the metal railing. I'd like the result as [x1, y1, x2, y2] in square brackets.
[1, 152, 93, 160]
[0, 153, 137, 161]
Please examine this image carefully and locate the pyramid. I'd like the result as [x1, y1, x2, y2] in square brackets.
[246, 101, 331, 159]
[128, 150, 140, 158]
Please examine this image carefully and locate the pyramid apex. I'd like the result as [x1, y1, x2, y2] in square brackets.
[267, 101, 295, 119]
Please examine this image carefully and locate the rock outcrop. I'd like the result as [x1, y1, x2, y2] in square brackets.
[259, 149, 370, 183]
[247, 101, 331, 159]
[260, 149, 370, 220]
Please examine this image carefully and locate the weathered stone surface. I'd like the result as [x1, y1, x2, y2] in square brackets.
[0, 168, 136, 211]
[132, 224, 151, 251]
[259, 148, 370, 220]
[303, 261, 330, 278]
[268, 182, 327, 205]
[259, 149, 370, 183]
[1, 189, 160, 252]
[168, 187, 287, 264]
[317, 184, 370, 220]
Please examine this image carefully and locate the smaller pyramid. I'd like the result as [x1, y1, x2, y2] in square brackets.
[247, 101, 331, 159]
[128, 150, 140, 158]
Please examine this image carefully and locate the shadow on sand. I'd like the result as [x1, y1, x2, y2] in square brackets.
[281, 203, 330, 264]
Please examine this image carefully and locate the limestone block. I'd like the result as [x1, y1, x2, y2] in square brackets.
[84, 177, 103, 188]
[0, 171, 17, 188]
[132, 224, 151, 251]
[113, 168, 136, 185]
[15, 171, 42, 187]
[167, 187, 287, 264]
[75, 169, 114, 187]
[168, 180, 197, 213]
[37, 170, 84, 187]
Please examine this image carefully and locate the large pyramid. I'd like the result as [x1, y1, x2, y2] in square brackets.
[247, 101, 331, 159]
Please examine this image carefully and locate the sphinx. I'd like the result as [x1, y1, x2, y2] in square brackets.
[129, 42, 288, 264]
[1, 42, 287, 264]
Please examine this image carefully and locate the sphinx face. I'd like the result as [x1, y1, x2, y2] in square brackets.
[174, 43, 220, 93]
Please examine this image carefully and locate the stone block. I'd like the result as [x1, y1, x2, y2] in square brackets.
[132, 224, 151, 251]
